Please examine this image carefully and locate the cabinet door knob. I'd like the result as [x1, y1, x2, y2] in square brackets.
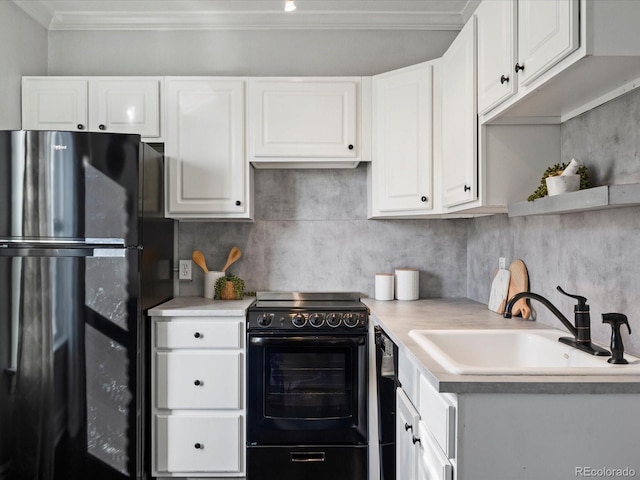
[412, 436, 421, 445]
[404, 423, 412, 432]
[464, 185, 471, 192]
[348, 144, 354, 150]
[500, 74, 509, 84]
[194, 379, 203, 386]
[77, 124, 84, 130]
[515, 63, 525, 73]
[98, 124, 106, 131]
[420, 196, 428, 203]
[194, 443, 203, 449]
[235, 200, 242, 206]
[194, 332, 202, 338]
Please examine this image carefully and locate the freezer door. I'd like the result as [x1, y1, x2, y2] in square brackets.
[0, 130, 141, 246]
[0, 247, 142, 480]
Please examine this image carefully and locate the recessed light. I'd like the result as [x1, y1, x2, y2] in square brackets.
[285, 1, 296, 12]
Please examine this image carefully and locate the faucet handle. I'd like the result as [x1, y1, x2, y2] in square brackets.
[556, 286, 588, 309]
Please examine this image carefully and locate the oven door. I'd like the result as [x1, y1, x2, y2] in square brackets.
[247, 333, 367, 445]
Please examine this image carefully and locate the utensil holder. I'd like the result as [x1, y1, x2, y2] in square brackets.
[203, 271, 225, 299]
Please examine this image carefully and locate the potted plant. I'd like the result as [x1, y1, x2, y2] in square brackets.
[214, 274, 245, 300]
[527, 162, 590, 201]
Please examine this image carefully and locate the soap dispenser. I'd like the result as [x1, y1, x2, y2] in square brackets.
[602, 313, 632, 364]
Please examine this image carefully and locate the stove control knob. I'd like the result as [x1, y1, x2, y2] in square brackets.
[326, 313, 342, 328]
[257, 313, 273, 327]
[292, 313, 307, 328]
[309, 313, 325, 327]
[343, 313, 359, 328]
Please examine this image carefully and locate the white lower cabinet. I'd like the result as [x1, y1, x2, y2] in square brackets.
[156, 414, 243, 474]
[396, 350, 640, 480]
[397, 353, 454, 480]
[152, 316, 246, 478]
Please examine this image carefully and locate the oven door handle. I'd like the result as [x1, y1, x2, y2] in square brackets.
[249, 336, 365, 346]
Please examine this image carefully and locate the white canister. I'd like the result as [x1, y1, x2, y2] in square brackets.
[203, 271, 225, 299]
[375, 273, 394, 301]
[395, 268, 419, 301]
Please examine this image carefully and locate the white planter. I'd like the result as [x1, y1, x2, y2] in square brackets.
[546, 175, 580, 196]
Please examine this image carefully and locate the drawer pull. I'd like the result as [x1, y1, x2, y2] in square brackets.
[412, 436, 421, 445]
[291, 452, 326, 463]
[404, 423, 412, 432]
[194, 443, 204, 449]
[194, 379, 203, 386]
[194, 332, 202, 338]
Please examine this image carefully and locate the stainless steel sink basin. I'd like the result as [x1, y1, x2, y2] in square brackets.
[408, 329, 640, 375]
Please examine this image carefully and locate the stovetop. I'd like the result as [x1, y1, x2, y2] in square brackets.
[247, 291, 369, 331]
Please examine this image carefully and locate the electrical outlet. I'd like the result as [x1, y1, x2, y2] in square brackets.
[179, 260, 192, 280]
[499, 257, 506, 270]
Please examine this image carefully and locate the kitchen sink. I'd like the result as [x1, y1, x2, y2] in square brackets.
[408, 329, 640, 375]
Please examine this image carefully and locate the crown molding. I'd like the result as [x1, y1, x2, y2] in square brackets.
[13, 0, 471, 31]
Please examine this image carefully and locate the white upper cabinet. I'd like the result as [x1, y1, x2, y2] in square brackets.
[164, 78, 252, 220]
[249, 78, 365, 168]
[441, 17, 477, 209]
[369, 61, 436, 217]
[476, 0, 517, 114]
[481, 0, 640, 123]
[516, 0, 579, 87]
[22, 77, 162, 138]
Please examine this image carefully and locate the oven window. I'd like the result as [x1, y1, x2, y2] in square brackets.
[265, 346, 353, 419]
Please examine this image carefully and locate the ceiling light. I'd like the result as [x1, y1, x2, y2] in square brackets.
[284, 1, 296, 12]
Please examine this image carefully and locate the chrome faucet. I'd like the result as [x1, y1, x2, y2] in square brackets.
[504, 286, 610, 356]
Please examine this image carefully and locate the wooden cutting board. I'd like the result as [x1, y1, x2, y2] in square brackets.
[507, 259, 531, 319]
[488, 268, 511, 313]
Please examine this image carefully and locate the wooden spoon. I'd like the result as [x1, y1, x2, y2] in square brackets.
[221, 246, 242, 272]
[191, 250, 209, 273]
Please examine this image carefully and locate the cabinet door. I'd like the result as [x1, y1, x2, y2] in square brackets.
[156, 414, 243, 474]
[156, 351, 242, 409]
[517, 0, 579, 86]
[441, 17, 477, 208]
[91, 78, 161, 137]
[373, 63, 434, 213]
[165, 78, 248, 217]
[397, 388, 420, 480]
[250, 78, 358, 159]
[22, 78, 88, 131]
[476, 0, 517, 114]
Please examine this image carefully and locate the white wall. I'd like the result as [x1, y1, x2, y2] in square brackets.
[0, 1, 47, 129]
[48, 29, 458, 76]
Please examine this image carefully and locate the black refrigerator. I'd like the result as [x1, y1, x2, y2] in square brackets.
[0, 131, 174, 480]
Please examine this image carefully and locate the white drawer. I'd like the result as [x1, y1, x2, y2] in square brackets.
[156, 414, 243, 474]
[398, 349, 418, 404]
[155, 318, 243, 349]
[418, 374, 456, 458]
[156, 351, 242, 409]
[417, 421, 453, 480]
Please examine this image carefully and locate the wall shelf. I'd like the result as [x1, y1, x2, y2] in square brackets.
[508, 183, 640, 217]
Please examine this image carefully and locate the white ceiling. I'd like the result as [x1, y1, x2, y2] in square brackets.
[12, 0, 479, 31]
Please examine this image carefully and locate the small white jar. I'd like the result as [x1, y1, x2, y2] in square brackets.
[375, 273, 394, 301]
[395, 268, 419, 301]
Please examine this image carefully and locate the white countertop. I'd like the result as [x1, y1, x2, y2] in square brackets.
[148, 296, 255, 317]
[363, 297, 640, 394]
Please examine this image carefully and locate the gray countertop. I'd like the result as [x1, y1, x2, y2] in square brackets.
[148, 295, 640, 393]
[363, 297, 640, 394]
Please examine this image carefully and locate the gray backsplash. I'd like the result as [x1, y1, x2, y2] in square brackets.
[178, 167, 468, 299]
[178, 87, 640, 355]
